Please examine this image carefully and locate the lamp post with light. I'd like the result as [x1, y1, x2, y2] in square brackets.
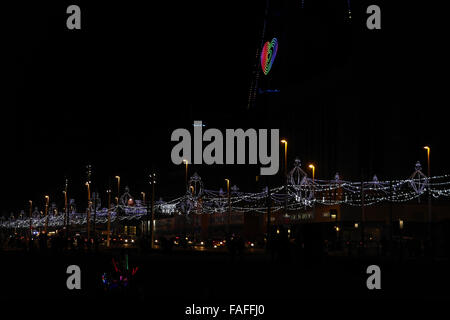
[424, 146, 432, 242]
[44, 195, 49, 233]
[106, 188, 112, 248]
[115, 176, 120, 205]
[281, 140, 288, 218]
[141, 192, 146, 206]
[183, 159, 189, 192]
[29, 200, 33, 239]
[308, 164, 316, 218]
[63, 178, 68, 238]
[149, 172, 156, 249]
[86, 182, 91, 239]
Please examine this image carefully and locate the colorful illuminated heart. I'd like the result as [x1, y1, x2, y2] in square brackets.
[260, 38, 278, 75]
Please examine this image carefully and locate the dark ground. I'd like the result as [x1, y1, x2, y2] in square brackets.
[1, 248, 449, 315]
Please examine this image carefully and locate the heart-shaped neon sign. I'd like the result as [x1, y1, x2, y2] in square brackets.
[260, 37, 278, 75]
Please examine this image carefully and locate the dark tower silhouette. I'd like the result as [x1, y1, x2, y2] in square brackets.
[247, 0, 372, 180]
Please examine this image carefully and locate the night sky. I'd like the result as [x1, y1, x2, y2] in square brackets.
[5, 0, 450, 214]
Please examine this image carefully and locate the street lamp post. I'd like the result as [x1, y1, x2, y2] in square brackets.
[93, 191, 98, 239]
[141, 192, 146, 206]
[44, 195, 49, 233]
[424, 146, 432, 243]
[149, 173, 156, 249]
[281, 140, 288, 218]
[281, 140, 288, 177]
[389, 180, 393, 243]
[115, 176, 120, 205]
[360, 176, 366, 255]
[29, 200, 33, 239]
[308, 164, 315, 182]
[113, 176, 120, 240]
[141, 191, 147, 237]
[86, 182, 91, 239]
[183, 159, 189, 191]
[86, 165, 92, 240]
[308, 164, 316, 218]
[106, 189, 111, 248]
[64, 178, 68, 238]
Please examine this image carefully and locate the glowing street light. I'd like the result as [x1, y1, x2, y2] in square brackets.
[280, 140, 288, 177]
[29, 200, 33, 238]
[106, 189, 112, 248]
[183, 159, 189, 190]
[85, 182, 91, 238]
[44, 195, 49, 233]
[115, 176, 120, 205]
[423, 146, 432, 241]
[280, 140, 288, 217]
[308, 164, 315, 182]
[424, 146, 430, 177]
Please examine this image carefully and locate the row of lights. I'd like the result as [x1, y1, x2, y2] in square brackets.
[25, 146, 431, 229]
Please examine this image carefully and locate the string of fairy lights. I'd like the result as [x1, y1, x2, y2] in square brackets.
[2, 160, 450, 229]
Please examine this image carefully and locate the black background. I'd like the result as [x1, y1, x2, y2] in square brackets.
[5, 0, 450, 214]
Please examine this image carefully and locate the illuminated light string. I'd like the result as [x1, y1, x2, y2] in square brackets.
[3, 185, 450, 228]
[4, 168, 450, 228]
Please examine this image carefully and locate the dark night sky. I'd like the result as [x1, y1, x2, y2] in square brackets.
[4, 0, 450, 214]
